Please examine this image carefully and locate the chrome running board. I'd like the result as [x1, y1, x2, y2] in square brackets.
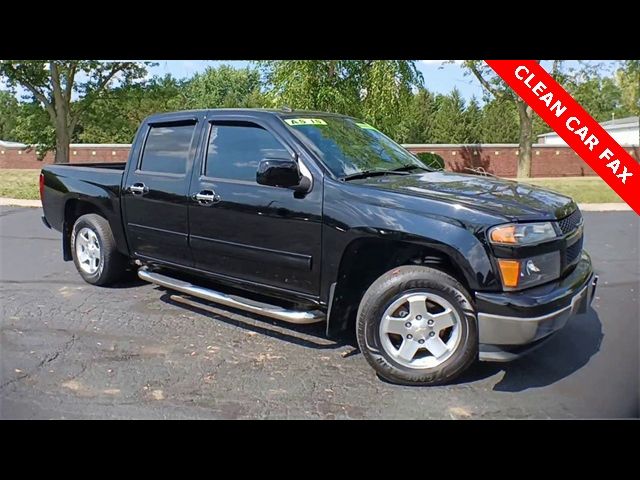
[138, 268, 325, 325]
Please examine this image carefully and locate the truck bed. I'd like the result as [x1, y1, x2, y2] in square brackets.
[41, 162, 127, 236]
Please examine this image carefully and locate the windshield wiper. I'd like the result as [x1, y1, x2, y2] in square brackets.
[391, 164, 432, 173]
[341, 169, 410, 182]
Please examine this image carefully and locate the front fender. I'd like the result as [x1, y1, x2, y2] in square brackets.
[323, 215, 499, 295]
[320, 179, 502, 302]
[320, 180, 505, 338]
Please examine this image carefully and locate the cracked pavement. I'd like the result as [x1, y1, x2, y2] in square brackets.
[1, 206, 638, 419]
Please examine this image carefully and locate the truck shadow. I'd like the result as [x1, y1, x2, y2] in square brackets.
[108, 278, 148, 289]
[456, 307, 604, 392]
[105, 271, 148, 289]
[157, 290, 356, 352]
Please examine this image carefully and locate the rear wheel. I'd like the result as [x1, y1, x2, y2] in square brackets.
[71, 213, 127, 286]
[356, 265, 478, 386]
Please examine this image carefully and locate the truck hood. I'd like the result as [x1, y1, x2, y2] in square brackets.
[357, 171, 577, 220]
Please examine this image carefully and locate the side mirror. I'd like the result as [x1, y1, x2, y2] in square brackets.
[257, 155, 306, 190]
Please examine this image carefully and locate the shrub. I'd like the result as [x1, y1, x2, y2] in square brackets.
[415, 152, 445, 170]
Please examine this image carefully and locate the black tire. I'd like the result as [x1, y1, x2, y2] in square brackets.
[70, 213, 127, 286]
[356, 265, 478, 386]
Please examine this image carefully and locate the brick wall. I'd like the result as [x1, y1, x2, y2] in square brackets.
[404, 144, 640, 177]
[1, 142, 639, 177]
[0, 145, 131, 169]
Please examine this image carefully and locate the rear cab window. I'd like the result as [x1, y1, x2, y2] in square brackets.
[139, 121, 197, 175]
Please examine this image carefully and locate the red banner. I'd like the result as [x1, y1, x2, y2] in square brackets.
[486, 60, 639, 215]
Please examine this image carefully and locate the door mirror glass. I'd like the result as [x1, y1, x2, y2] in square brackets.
[256, 156, 302, 188]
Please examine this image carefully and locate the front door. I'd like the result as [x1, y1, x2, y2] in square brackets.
[122, 117, 201, 266]
[188, 118, 323, 296]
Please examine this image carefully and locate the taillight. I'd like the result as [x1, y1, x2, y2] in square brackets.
[39, 172, 45, 200]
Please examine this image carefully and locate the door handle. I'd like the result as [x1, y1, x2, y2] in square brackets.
[193, 190, 221, 205]
[129, 183, 149, 195]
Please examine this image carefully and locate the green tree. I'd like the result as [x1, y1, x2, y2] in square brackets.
[77, 75, 185, 143]
[464, 96, 482, 143]
[561, 61, 639, 122]
[616, 60, 639, 117]
[258, 60, 360, 114]
[184, 65, 265, 109]
[257, 60, 422, 140]
[11, 102, 55, 156]
[430, 89, 469, 143]
[359, 61, 423, 140]
[0, 90, 19, 141]
[566, 75, 625, 122]
[479, 99, 519, 143]
[0, 61, 153, 163]
[399, 88, 437, 143]
[462, 60, 563, 177]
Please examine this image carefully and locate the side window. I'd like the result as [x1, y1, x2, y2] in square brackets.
[206, 121, 289, 181]
[140, 122, 196, 174]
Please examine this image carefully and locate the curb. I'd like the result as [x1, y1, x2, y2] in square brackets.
[577, 203, 632, 211]
[0, 197, 634, 212]
[0, 198, 43, 207]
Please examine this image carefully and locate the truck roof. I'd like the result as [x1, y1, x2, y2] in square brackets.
[145, 108, 354, 123]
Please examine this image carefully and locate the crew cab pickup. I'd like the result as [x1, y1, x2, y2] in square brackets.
[41, 109, 598, 385]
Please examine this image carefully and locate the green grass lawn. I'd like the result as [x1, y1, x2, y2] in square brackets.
[0, 168, 624, 203]
[516, 177, 623, 203]
[0, 169, 41, 200]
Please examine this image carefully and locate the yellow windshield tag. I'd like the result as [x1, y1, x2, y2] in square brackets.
[355, 122, 377, 130]
[284, 118, 327, 126]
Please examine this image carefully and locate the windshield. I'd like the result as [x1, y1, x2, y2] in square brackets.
[283, 116, 428, 178]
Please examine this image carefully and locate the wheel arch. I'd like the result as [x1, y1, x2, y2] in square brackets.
[326, 236, 484, 338]
[62, 198, 127, 260]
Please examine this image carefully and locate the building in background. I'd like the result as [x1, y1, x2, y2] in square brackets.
[537, 116, 639, 146]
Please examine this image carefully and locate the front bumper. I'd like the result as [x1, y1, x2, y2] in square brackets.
[476, 252, 597, 362]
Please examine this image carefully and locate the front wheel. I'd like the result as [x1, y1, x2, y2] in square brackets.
[71, 213, 127, 286]
[356, 266, 478, 386]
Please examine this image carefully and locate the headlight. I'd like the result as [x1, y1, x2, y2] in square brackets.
[497, 251, 561, 289]
[489, 222, 557, 245]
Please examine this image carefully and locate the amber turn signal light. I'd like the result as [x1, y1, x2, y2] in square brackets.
[497, 259, 520, 288]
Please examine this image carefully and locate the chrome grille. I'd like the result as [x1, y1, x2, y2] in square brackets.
[558, 209, 582, 235]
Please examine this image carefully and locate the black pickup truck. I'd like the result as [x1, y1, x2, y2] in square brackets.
[40, 109, 598, 385]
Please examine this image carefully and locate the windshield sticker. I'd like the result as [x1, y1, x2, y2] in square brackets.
[355, 122, 377, 130]
[284, 118, 327, 126]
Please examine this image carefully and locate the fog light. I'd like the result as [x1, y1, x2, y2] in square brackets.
[525, 259, 541, 274]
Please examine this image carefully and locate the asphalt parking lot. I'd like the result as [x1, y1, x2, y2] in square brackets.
[1, 206, 638, 419]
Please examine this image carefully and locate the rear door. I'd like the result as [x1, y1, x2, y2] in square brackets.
[188, 115, 323, 296]
[122, 116, 202, 266]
